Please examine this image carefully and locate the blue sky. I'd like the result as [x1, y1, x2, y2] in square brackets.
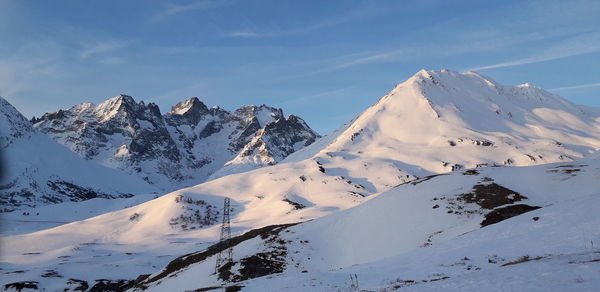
[1, 0, 599, 134]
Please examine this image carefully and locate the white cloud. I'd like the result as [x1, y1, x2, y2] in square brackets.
[222, 31, 260, 38]
[550, 83, 600, 91]
[80, 40, 132, 59]
[469, 32, 600, 71]
[99, 56, 126, 65]
[275, 86, 355, 107]
[331, 50, 405, 70]
[221, 4, 378, 39]
[151, 1, 214, 22]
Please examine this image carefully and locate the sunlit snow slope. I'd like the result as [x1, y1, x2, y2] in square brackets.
[137, 156, 600, 292]
[2, 69, 599, 291]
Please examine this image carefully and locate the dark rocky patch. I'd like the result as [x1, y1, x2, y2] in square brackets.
[462, 169, 479, 175]
[65, 278, 89, 291]
[283, 198, 306, 210]
[41, 269, 62, 278]
[134, 223, 298, 289]
[89, 279, 134, 292]
[408, 173, 447, 186]
[188, 286, 244, 292]
[501, 255, 545, 266]
[459, 182, 526, 209]
[225, 250, 287, 282]
[442, 162, 463, 171]
[350, 129, 363, 141]
[481, 204, 541, 227]
[546, 164, 584, 176]
[224, 286, 244, 292]
[4, 270, 26, 274]
[169, 195, 219, 230]
[218, 227, 290, 283]
[47, 180, 132, 202]
[3, 281, 38, 291]
[348, 191, 365, 197]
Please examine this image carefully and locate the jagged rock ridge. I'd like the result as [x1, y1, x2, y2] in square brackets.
[32, 96, 319, 189]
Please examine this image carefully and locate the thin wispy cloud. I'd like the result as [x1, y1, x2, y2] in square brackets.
[222, 5, 378, 39]
[331, 50, 405, 70]
[80, 40, 132, 59]
[222, 31, 260, 38]
[469, 32, 600, 71]
[151, 1, 214, 22]
[275, 86, 355, 107]
[99, 56, 126, 65]
[550, 83, 600, 91]
[324, 30, 572, 73]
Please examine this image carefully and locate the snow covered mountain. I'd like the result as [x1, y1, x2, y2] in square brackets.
[0, 97, 156, 211]
[135, 156, 600, 292]
[4, 156, 599, 291]
[285, 69, 600, 173]
[32, 95, 319, 189]
[2, 69, 599, 291]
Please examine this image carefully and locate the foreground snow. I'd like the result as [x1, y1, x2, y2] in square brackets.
[2, 69, 600, 291]
[137, 157, 600, 292]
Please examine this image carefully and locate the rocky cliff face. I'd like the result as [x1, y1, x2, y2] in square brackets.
[0, 97, 154, 210]
[32, 95, 319, 189]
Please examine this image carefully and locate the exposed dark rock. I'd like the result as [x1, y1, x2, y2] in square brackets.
[46, 180, 131, 202]
[283, 198, 306, 210]
[501, 255, 545, 266]
[481, 204, 541, 227]
[89, 279, 134, 292]
[65, 278, 89, 291]
[462, 169, 479, 175]
[459, 182, 526, 209]
[3, 281, 38, 291]
[133, 223, 298, 289]
[169, 195, 219, 230]
[40, 270, 62, 278]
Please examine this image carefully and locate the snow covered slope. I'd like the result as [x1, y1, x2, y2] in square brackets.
[2, 69, 599, 290]
[132, 156, 600, 292]
[286, 69, 600, 174]
[0, 97, 156, 211]
[32, 96, 319, 189]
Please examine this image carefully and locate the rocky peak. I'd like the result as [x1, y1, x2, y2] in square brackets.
[0, 97, 34, 147]
[233, 104, 284, 127]
[33, 94, 320, 188]
[93, 94, 141, 121]
[166, 97, 209, 126]
[169, 97, 208, 115]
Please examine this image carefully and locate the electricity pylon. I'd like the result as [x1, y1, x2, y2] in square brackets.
[215, 197, 232, 273]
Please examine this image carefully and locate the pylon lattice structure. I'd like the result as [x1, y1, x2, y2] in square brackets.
[215, 197, 233, 273]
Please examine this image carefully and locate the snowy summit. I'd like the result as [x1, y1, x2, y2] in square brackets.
[1, 69, 599, 292]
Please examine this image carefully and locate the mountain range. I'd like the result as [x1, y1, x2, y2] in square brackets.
[0, 95, 319, 211]
[31, 95, 319, 189]
[1, 69, 599, 291]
